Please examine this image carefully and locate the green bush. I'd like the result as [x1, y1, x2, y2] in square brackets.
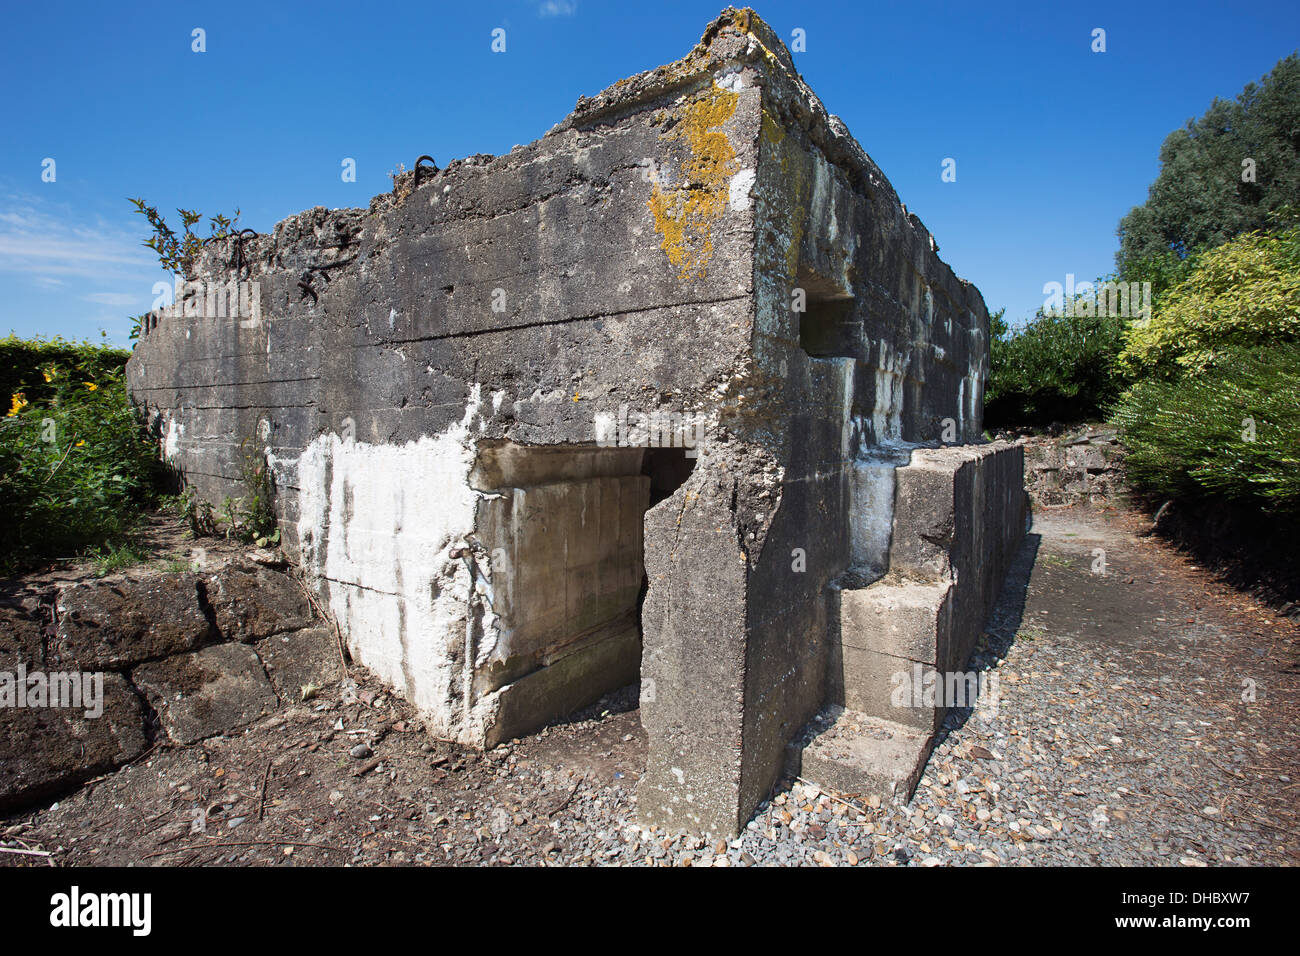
[1105, 52, 1300, 561]
[985, 306, 1128, 427]
[0, 343, 163, 573]
[1119, 224, 1300, 378]
[0, 333, 131, 406]
[1113, 342, 1300, 513]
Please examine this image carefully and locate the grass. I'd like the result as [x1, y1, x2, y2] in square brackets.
[89, 542, 149, 577]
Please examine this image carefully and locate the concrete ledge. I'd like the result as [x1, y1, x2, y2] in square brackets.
[883, 441, 1026, 679]
[827, 642, 943, 732]
[826, 441, 1025, 766]
[788, 708, 932, 803]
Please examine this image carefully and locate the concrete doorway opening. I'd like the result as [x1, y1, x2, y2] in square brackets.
[469, 442, 692, 744]
[642, 446, 697, 507]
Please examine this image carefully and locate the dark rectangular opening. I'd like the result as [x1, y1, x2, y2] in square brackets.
[797, 267, 858, 358]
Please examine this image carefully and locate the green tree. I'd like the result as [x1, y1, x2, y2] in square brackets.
[1116, 53, 1300, 277]
[986, 303, 1127, 426]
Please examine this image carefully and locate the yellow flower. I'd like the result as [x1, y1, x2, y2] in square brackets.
[75, 440, 86, 447]
[6, 393, 27, 417]
[42, 369, 53, 383]
[84, 382, 99, 392]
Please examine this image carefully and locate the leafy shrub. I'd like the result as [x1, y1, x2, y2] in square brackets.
[128, 198, 239, 277]
[167, 444, 279, 547]
[0, 333, 131, 407]
[231, 440, 279, 546]
[985, 306, 1128, 427]
[1119, 224, 1300, 378]
[171, 488, 217, 538]
[1112, 342, 1300, 514]
[0, 346, 162, 573]
[125, 200, 244, 341]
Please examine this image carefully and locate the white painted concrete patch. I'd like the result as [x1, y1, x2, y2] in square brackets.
[289, 387, 505, 742]
[729, 168, 756, 212]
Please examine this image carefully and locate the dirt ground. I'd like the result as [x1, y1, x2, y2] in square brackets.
[2, 669, 647, 867]
[1, 502, 1297, 867]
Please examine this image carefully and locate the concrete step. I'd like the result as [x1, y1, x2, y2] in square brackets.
[840, 576, 953, 662]
[787, 708, 933, 804]
[830, 577, 953, 732]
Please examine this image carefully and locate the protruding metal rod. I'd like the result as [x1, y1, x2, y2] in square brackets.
[414, 155, 438, 188]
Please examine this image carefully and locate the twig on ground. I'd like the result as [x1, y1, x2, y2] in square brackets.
[0, 846, 52, 858]
[1207, 756, 1245, 779]
[795, 777, 866, 813]
[1247, 816, 1300, 839]
[547, 782, 581, 817]
[258, 760, 272, 820]
[127, 742, 165, 767]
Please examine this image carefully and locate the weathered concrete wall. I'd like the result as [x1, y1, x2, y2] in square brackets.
[129, 17, 763, 751]
[635, 11, 994, 832]
[128, 7, 1020, 836]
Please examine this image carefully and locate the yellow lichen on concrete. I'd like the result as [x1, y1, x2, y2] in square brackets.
[647, 83, 740, 280]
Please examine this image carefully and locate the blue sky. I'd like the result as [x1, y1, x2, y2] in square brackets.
[2, 0, 1296, 345]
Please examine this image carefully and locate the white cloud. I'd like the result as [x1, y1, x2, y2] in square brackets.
[0, 194, 162, 345]
[0, 198, 157, 283]
[538, 0, 577, 17]
[84, 291, 144, 307]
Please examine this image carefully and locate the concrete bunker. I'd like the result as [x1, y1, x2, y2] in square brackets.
[128, 8, 1025, 836]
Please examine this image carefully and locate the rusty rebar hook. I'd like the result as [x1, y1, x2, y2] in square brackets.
[297, 267, 330, 305]
[413, 155, 438, 188]
[297, 271, 318, 305]
[231, 228, 258, 277]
